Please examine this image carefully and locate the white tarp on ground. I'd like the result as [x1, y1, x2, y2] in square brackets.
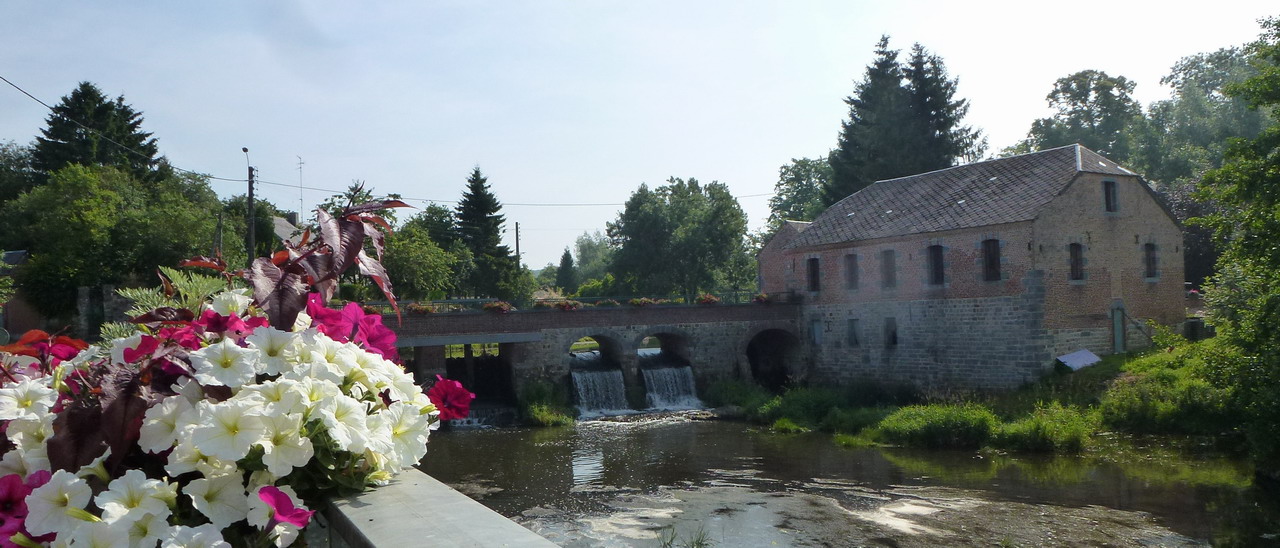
[1057, 349, 1102, 371]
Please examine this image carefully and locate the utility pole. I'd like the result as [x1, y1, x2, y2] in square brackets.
[514, 221, 521, 263]
[296, 155, 305, 216]
[243, 147, 255, 267]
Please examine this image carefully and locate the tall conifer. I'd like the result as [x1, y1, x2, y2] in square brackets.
[32, 82, 162, 181]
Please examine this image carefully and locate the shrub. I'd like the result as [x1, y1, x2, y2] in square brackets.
[406, 302, 437, 315]
[753, 293, 771, 304]
[627, 297, 657, 307]
[1098, 340, 1239, 435]
[703, 379, 772, 411]
[695, 293, 720, 305]
[992, 402, 1097, 453]
[519, 380, 574, 426]
[594, 299, 620, 307]
[877, 404, 999, 449]
[752, 395, 784, 423]
[820, 407, 894, 434]
[771, 417, 809, 433]
[554, 300, 583, 311]
[833, 433, 876, 448]
[482, 301, 514, 313]
[532, 301, 553, 309]
[774, 387, 845, 427]
[526, 403, 574, 427]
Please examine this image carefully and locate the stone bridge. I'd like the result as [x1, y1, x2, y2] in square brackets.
[391, 303, 802, 406]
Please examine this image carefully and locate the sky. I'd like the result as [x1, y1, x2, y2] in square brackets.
[1, 1, 1275, 269]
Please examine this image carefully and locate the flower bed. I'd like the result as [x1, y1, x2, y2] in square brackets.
[0, 201, 474, 547]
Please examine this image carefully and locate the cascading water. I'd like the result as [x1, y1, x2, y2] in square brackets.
[637, 348, 703, 410]
[642, 367, 702, 410]
[570, 351, 630, 416]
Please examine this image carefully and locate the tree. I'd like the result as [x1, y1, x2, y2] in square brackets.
[555, 248, 578, 294]
[825, 37, 983, 205]
[0, 141, 37, 203]
[1022, 70, 1143, 158]
[453, 167, 523, 300]
[319, 181, 404, 225]
[382, 224, 456, 300]
[607, 178, 747, 300]
[574, 230, 613, 284]
[534, 263, 558, 289]
[767, 157, 830, 232]
[1198, 16, 1280, 474]
[31, 82, 162, 181]
[219, 195, 283, 268]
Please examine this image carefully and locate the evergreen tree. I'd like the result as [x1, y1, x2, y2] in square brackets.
[555, 248, 578, 294]
[904, 44, 987, 167]
[453, 166, 518, 298]
[32, 82, 162, 181]
[825, 38, 982, 205]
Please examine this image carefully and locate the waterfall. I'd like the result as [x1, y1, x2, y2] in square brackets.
[571, 369, 630, 416]
[642, 367, 703, 410]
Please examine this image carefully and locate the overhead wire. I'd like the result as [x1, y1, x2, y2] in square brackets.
[3, 74, 776, 208]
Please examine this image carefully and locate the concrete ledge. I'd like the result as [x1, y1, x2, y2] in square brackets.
[325, 468, 556, 547]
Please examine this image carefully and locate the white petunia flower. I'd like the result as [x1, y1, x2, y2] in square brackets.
[184, 473, 248, 529]
[0, 376, 56, 421]
[20, 443, 49, 474]
[62, 520, 128, 548]
[139, 395, 197, 453]
[126, 512, 171, 548]
[317, 394, 371, 453]
[165, 440, 237, 478]
[25, 469, 94, 536]
[109, 333, 144, 365]
[291, 310, 312, 332]
[190, 400, 267, 461]
[380, 401, 432, 470]
[7, 413, 54, 450]
[294, 376, 341, 411]
[0, 449, 28, 477]
[189, 338, 260, 388]
[234, 379, 307, 416]
[95, 469, 173, 525]
[209, 288, 253, 316]
[259, 414, 314, 477]
[163, 523, 232, 548]
[246, 327, 302, 376]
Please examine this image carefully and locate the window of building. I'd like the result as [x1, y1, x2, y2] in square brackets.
[810, 318, 822, 345]
[846, 318, 859, 346]
[880, 249, 897, 289]
[843, 254, 858, 290]
[1104, 180, 1118, 212]
[982, 239, 1001, 282]
[806, 257, 820, 291]
[927, 245, 945, 285]
[1144, 243, 1157, 279]
[883, 317, 898, 349]
[1069, 243, 1084, 281]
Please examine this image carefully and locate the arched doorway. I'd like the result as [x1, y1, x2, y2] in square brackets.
[746, 329, 801, 392]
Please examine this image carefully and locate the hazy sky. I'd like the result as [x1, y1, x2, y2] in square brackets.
[2, 1, 1275, 268]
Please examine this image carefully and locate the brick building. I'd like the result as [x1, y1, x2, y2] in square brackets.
[757, 144, 1184, 390]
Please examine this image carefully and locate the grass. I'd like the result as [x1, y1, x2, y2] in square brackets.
[991, 402, 1097, 454]
[518, 380, 575, 426]
[876, 404, 999, 449]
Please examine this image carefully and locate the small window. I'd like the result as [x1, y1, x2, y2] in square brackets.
[881, 249, 897, 288]
[846, 319, 859, 346]
[1069, 243, 1084, 281]
[843, 254, 859, 290]
[810, 318, 823, 345]
[806, 257, 820, 291]
[1104, 180, 1118, 212]
[1144, 243, 1157, 278]
[927, 245, 945, 285]
[883, 317, 898, 349]
[982, 239, 1001, 282]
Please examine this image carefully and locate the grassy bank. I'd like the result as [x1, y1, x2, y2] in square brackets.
[706, 337, 1246, 455]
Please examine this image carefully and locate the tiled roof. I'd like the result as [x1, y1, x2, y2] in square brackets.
[786, 144, 1136, 250]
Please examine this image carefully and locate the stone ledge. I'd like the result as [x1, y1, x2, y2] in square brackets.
[325, 468, 556, 547]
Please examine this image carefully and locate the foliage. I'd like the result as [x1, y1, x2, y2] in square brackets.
[574, 273, 619, 299]
[626, 297, 662, 307]
[114, 266, 231, 319]
[454, 167, 525, 300]
[1196, 15, 1280, 470]
[819, 407, 893, 435]
[766, 157, 830, 231]
[31, 82, 163, 182]
[770, 417, 809, 433]
[219, 194, 286, 269]
[825, 37, 984, 204]
[553, 300, 582, 311]
[318, 182, 405, 226]
[593, 299, 620, 307]
[573, 230, 613, 284]
[991, 403, 1097, 454]
[1020, 70, 1144, 158]
[876, 404, 999, 449]
[525, 404, 574, 427]
[703, 379, 772, 411]
[1098, 341, 1239, 436]
[554, 248, 577, 294]
[1, 165, 220, 317]
[694, 293, 719, 305]
[382, 223, 456, 300]
[752, 293, 770, 304]
[0, 141, 37, 203]
[607, 177, 747, 300]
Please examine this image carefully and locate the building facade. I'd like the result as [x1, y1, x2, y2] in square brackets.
[757, 145, 1184, 390]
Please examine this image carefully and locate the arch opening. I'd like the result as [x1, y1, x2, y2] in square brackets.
[637, 332, 700, 410]
[567, 335, 630, 415]
[747, 329, 801, 392]
[444, 342, 515, 405]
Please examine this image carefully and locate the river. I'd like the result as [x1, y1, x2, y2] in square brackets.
[420, 416, 1279, 547]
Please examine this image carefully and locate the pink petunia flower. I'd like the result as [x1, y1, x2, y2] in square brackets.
[306, 294, 354, 342]
[426, 375, 475, 421]
[258, 486, 315, 529]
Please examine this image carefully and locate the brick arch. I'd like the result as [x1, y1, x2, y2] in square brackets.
[560, 328, 634, 369]
[738, 322, 804, 390]
[631, 325, 695, 367]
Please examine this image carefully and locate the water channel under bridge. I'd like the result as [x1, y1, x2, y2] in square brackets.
[387, 303, 802, 411]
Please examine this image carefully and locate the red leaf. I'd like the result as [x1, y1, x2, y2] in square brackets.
[356, 249, 401, 325]
[157, 269, 175, 299]
[179, 256, 227, 272]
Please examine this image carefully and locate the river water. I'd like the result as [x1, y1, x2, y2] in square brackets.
[420, 417, 1280, 547]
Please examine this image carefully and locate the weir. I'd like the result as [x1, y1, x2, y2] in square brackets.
[571, 368, 630, 416]
[642, 366, 701, 410]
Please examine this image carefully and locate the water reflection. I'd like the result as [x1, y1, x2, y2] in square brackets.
[420, 419, 1279, 545]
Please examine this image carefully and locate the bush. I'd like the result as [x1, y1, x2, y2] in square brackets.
[695, 293, 720, 305]
[877, 404, 999, 449]
[1098, 340, 1239, 435]
[833, 433, 876, 448]
[554, 300, 583, 311]
[992, 402, 1097, 453]
[482, 301, 514, 313]
[820, 407, 893, 434]
[405, 302, 436, 315]
[753, 293, 770, 304]
[526, 403, 574, 427]
[773, 387, 844, 427]
[771, 417, 809, 433]
[532, 301, 553, 309]
[703, 379, 772, 410]
[594, 299, 620, 307]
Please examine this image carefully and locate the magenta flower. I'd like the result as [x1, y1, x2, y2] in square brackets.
[307, 294, 354, 342]
[122, 336, 160, 363]
[0, 471, 50, 540]
[258, 486, 315, 529]
[194, 310, 253, 340]
[427, 375, 475, 421]
[354, 314, 398, 363]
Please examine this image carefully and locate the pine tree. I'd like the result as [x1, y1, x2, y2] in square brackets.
[555, 248, 578, 294]
[454, 166, 515, 297]
[904, 44, 986, 169]
[825, 37, 914, 205]
[32, 82, 162, 181]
